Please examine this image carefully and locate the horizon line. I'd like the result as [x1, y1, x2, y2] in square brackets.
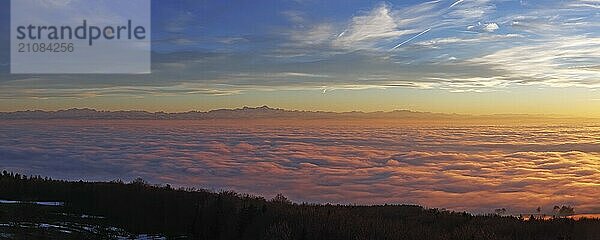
[0, 105, 594, 119]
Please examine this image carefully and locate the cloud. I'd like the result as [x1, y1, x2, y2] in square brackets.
[333, 4, 413, 50]
[569, 0, 600, 8]
[163, 11, 196, 33]
[288, 24, 336, 47]
[414, 34, 523, 48]
[281, 10, 306, 25]
[290, 0, 498, 52]
[469, 36, 600, 87]
[467, 22, 500, 32]
[1, 121, 599, 214]
[448, 0, 495, 19]
[1, 0, 599, 98]
[40, 0, 75, 8]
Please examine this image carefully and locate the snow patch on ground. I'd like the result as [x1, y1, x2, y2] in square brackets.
[0, 199, 64, 206]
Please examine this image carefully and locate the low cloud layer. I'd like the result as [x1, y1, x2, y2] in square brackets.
[0, 120, 598, 214]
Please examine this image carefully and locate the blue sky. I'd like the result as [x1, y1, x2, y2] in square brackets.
[0, 0, 599, 115]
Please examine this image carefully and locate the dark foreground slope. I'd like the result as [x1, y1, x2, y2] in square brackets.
[0, 171, 599, 240]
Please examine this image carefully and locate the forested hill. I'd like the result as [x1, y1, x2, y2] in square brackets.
[0, 171, 599, 240]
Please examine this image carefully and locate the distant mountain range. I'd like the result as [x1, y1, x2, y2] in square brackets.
[0, 106, 575, 120]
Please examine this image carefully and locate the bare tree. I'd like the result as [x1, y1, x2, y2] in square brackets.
[271, 193, 292, 204]
[553, 206, 560, 217]
[559, 206, 575, 217]
[494, 208, 507, 216]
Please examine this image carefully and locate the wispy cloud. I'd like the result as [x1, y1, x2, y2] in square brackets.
[286, 0, 498, 52]
[333, 3, 414, 50]
[470, 36, 600, 87]
[569, 0, 600, 8]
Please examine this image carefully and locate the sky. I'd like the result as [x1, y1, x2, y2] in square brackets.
[1, 0, 599, 116]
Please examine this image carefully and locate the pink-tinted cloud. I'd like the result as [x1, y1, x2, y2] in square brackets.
[0, 120, 598, 214]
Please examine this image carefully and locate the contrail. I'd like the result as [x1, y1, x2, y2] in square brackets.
[391, 28, 432, 50]
[389, 0, 463, 51]
[449, 0, 465, 8]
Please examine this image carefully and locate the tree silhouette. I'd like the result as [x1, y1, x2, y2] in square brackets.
[494, 208, 507, 216]
[0, 170, 598, 240]
[271, 193, 292, 205]
[559, 206, 575, 217]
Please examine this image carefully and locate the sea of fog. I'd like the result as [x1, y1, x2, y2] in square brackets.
[0, 120, 598, 214]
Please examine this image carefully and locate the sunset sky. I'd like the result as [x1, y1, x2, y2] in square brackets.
[1, 0, 599, 116]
